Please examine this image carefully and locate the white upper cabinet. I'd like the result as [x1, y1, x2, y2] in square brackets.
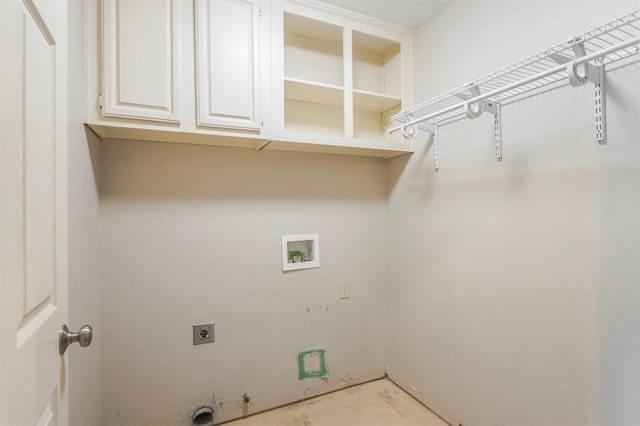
[195, 0, 261, 130]
[87, 0, 413, 158]
[274, 0, 412, 147]
[102, 0, 180, 123]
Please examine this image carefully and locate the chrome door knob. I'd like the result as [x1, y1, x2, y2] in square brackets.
[59, 324, 93, 355]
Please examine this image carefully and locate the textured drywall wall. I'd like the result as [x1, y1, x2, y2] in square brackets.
[100, 140, 387, 424]
[67, 2, 102, 425]
[386, 1, 640, 425]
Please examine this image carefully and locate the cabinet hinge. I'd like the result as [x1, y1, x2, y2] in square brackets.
[259, 9, 262, 18]
[98, 95, 103, 108]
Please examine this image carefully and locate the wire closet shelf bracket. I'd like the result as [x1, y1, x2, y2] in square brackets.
[390, 10, 640, 171]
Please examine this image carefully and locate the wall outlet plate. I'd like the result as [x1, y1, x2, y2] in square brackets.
[339, 281, 350, 299]
[193, 323, 215, 345]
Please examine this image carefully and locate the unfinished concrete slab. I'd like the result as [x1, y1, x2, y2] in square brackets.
[223, 379, 447, 426]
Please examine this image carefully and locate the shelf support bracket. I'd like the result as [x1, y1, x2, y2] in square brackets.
[421, 122, 440, 171]
[567, 42, 601, 86]
[593, 58, 607, 144]
[458, 89, 503, 160]
[566, 41, 607, 144]
[548, 52, 572, 65]
[458, 86, 485, 119]
[484, 100, 503, 161]
[400, 113, 418, 139]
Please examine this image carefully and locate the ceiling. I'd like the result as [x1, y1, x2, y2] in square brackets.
[320, 0, 451, 29]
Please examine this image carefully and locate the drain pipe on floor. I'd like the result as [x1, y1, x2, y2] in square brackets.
[192, 406, 214, 426]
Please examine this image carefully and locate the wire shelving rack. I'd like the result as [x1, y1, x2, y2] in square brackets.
[390, 10, 640, 170]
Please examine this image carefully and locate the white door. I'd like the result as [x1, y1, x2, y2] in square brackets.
[0, 0, 71, 424]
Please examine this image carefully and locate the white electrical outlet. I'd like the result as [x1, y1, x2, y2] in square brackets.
[339, 281, 350, 299]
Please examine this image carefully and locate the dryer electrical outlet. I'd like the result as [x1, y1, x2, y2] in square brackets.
[192, 323, 215, 345]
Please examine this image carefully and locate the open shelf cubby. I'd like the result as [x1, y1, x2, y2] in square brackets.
[284, 12, 344, 137]
[353, 31, 402, 141]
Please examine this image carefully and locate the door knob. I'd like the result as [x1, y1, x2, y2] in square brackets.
[59, 324, 93, 355]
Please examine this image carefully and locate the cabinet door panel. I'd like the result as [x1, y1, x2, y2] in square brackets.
[103, 0, 180, 122]
[196, 0, 260, 130]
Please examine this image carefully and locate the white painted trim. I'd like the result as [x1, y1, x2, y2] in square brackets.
[286, 0, 414, 36]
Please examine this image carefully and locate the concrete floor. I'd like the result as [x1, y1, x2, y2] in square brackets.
[223, 379, 448, 426]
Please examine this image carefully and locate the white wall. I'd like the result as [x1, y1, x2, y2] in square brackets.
[387, 1, 640, 426]
[100, 140, 387, 424]
[67, 2, 102, 425]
